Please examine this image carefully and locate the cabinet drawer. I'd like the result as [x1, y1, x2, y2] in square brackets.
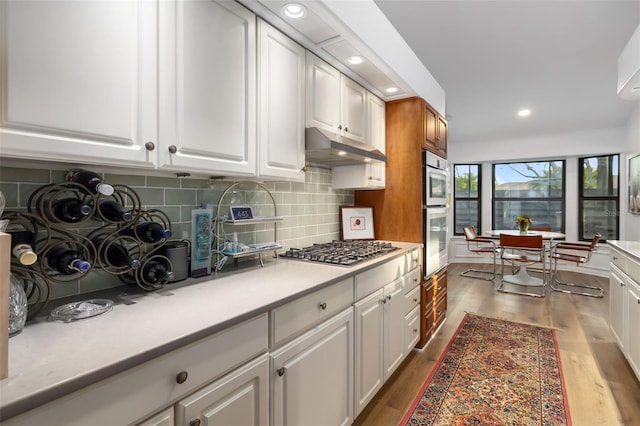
[628, 256, 640, 284]
[433, 269, 447, 301]
[271, 278, 353, 347]
[405, 306, 420, 352]
[404, 267, 421, 292]
[434, 292, 447, 330]
[405, 248, 421, 273]
[5, 314, 268, 426]
[355, 255, 405, 300]
[405, 284, 420, 315]
[611, 249, 627, 273]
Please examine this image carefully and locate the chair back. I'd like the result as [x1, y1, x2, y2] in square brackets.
[529, 226, 552, 231]
[500, 233, 543, 249]
[463, 226, 478, 241]
[588, 233, 601, 250]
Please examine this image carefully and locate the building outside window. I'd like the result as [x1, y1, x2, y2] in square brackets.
[493, 160, 565, 232]
[453, 164, 480, 235]
[579, 154, 619, 241]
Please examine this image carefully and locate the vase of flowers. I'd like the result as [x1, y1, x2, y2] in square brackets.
[515, 215, 532, 234]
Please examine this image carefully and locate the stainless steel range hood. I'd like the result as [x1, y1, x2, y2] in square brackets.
[305, 127, 386, 167]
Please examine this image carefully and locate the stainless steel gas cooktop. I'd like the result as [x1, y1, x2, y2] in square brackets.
[280, 240, 398, 267]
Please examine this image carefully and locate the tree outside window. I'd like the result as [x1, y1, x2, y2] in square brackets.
[493, 161, 565, 232]
[579, 154, 619, 241]
[453, 164, 480, 235]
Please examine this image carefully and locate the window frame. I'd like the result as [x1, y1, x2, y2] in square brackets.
[491, 160, 566, 233]
[453, 163, 482, 236]
[578, 154, 619, 242]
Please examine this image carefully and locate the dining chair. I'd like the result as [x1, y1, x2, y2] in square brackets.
[460, 226, 501, 281]
[498, 233, 547, 297]
[549, 234, 604, 297]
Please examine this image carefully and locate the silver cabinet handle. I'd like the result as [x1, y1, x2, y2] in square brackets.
[344, 127, 348, 132]
[277, 367, 285, 376]
[368, 176, 383, 181]
[319, 302, 327, 310]
[190, 420, 201, 426]
[338, 124, 342, 130]
[168, 144, 177, 154]
[145, 141, 155, 151]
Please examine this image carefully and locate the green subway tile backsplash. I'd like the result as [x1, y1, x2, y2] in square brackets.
[1, 165, 354, 301]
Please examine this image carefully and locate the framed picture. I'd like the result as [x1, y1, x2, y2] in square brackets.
[340, 206, 375, 240]
[630, 153, 640, 214]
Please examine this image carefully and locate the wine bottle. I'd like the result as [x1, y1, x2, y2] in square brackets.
[124, 222, 172, 243]
[93, 238, 141, 269]
[139, 259, 173, 284]
[6, 224, 38, 266]
[46, 246, 91, 274]
[96, 200, 132, 223]
[65, 169, 114, 196]
[45, 198, 92, 223]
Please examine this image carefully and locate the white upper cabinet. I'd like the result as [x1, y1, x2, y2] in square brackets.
[158, 0, 256, 176]
[340, 76, 367, 144]
[0, 0, 158, 167]
[331, 92, 386, 190]
[305, 52, 341, 133]
[257, 19, 306, 182]
[306, 52, 368, 144]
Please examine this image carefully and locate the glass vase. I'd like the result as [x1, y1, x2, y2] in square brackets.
[518, 222, 529, 234]
[9, 273, 28, 336]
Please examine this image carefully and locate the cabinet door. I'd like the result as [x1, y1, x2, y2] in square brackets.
[353, 289, 384, 415]
[405, 306, 421, 353]
[257, 19, 305, 181]
[271, 308, 354, 426]
[423, 101, 438, 152]
[175, 354, 269, 426]
[437, 115, 448, 157]
[137, 407, 174, 426]
[340, 76, 367, 143]
[158, 0, 256, 176]
[383, 277, 405, 381]
[331, 164, 385, 190]
[626, 282, 640, 379]
[610, 267, 627, 351]
[367, 93, 386, 153]
[306, 52, 341, 133]
[0, 0, 157, 168]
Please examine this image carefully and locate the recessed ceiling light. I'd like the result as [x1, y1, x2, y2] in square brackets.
[282, 3, 306, 19]
[364, 158, 372, 162]
[386, 87, 399, 94]
[518, 109, 531, 117]
[337, 151, 347, 156]
[347, 55, 364, 65]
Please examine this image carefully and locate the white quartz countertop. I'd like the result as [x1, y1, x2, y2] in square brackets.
[0, 242, 421, 420]
[607, 240, 640, 261]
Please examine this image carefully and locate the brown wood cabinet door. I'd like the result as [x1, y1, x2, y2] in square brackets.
[423, 103, 437, 152]
[437, 115, 447, 158]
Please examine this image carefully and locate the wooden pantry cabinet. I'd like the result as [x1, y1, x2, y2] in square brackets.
[355, 96, 447, 349]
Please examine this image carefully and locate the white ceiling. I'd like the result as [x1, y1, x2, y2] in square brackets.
[373, 0, 640, 145]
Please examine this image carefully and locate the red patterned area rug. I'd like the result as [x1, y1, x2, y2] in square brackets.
[400, 313, 571, 426]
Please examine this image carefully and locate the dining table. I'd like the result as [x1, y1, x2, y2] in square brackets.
[484, 229, 566, 289]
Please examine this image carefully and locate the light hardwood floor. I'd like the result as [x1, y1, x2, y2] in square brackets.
[352, 263, 640, 426]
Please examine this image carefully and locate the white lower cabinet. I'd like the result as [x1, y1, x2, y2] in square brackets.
[609, 247, 640, 382]
[138, 407, 175, 426]
[626, 279, 640, 378]
[175, 353, 269, 426]
[610, 266, 626, 351]
[383, 278, 406, 381]
[271, 307, 354, 426]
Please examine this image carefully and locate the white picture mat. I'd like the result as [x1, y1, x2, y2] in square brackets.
[340, 207, 374, 240]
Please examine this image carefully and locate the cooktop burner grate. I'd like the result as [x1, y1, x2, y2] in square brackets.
[280, 240, 398, 266]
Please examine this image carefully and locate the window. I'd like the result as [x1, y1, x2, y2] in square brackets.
[453, 164, 481, 235]
[579, 154, 619, 241]
[493, 160, 565, 231]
